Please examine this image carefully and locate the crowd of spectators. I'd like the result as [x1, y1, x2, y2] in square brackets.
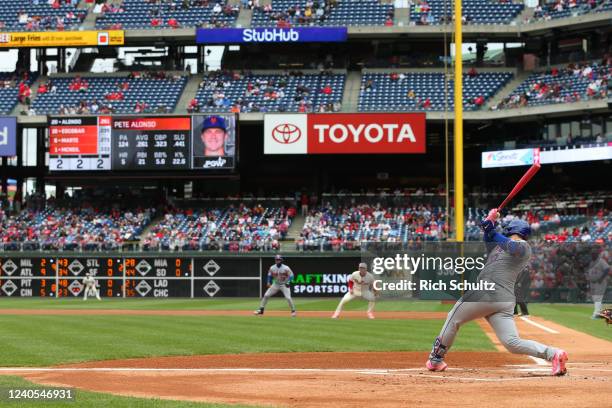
[26, 71, 184, 115]
[189, 68, 342, 113]
[95, 0, 238, 29]
[491, 60, 610, 110]
[297, 202, 448, 251]
[0, 0, 86, 31]
[0, 205, 155, 251]
[526, 239, 609, 302]
[141, 204, 295, 252]
[255, 0, 341, 27]
[530, 0, 602, 22]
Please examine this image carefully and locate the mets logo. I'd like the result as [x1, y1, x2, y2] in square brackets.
[272, 123, 301, 144]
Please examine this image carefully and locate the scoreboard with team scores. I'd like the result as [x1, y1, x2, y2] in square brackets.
[0, 257, 260, 298]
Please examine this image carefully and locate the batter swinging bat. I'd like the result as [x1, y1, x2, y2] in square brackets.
[497, 149, 541, 211]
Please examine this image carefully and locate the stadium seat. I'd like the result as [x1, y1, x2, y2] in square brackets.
[251, 0, 394, 27]
[95, 0, 238, 29]
[358, 71, 513, 112]
[193, 72, 346, 113]
[0, 0, 86, 31]
[30, 73, 188, 115]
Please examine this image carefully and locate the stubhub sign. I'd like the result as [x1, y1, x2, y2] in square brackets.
[196, 27, 348, 44]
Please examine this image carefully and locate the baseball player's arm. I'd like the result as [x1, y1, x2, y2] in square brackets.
[480, 218, 526, 257]
[597, 261, 610, 282]
[285, 268, 294, 286]
[348, 277, 354, 294]
[266, 270, 273, 287]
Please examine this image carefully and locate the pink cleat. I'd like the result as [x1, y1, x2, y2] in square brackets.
[367, 312, 375, 320]
[426, 359, 448, 372]
[331, 312, 340, 319]
[551, 350, 568, 376]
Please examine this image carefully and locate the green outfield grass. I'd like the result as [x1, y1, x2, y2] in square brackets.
[528, 304, 612, 342]
[0, 376, 259, 408]
[0, 313, 491, 366]
[0, 297, 453, 312]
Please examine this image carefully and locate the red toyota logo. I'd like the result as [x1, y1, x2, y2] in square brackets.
[272, 123, 301, 144]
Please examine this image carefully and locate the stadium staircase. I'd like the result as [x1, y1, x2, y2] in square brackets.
[483, 69, 529, 110]
[11, 76, 45, 116]
[81, 9, 99, 30]
[236, 8, 253, 28]
[516, 6, 535, 23]
[393, 6, 410, 27]
[175, 75, 203, 113]
[280, 214, 306, 250]
[232, 0, 253, 28]
[341, 71, 362, 112]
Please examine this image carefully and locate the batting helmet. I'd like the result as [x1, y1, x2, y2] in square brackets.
[502, 219, 531, 239]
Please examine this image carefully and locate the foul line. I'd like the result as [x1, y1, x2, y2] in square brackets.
[527, 356, 548, 366]
[0, 367, 454, 373]
[519, 316, 559, 334]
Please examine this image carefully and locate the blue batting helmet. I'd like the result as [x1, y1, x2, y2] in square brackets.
[502, 219, 531, 239]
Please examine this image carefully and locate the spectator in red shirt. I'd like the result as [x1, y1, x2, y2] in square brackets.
[321, 85, 332, 95]
[18, 82, 31, 104]
[168, 17, 179, 28]
[151, 18, 162, 27]
[187, 98, 198, 113]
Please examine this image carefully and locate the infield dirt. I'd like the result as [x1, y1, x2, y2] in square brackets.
[1, 310, 610, 408]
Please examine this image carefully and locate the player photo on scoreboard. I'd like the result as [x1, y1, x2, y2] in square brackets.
[191, 114, 236, 169]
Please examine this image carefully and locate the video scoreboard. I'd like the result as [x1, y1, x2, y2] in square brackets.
[48, 114, 236, 172]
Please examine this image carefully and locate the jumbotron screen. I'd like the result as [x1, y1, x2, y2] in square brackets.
[48, 114, 236, 171]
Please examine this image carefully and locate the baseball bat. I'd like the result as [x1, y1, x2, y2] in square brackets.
[497, 151, 541, 211]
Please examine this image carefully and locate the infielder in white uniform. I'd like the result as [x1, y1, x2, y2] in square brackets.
[254, 255, 296, 317]
[426, 210, 568, 376]
[587, 248, 609, 319]
[82, 273, 101, 301]
[332, 262, 378, 319]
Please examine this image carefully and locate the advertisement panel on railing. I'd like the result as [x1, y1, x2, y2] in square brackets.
[196, 27, 348, 44]
[0, 30, 124, 48]
[264, 113, 427, 154]
[482, 143, 612, 168]
[481, 148, 536, 168]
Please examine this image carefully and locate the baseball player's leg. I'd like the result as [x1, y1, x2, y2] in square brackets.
[95, 287, 101, 300]
[427, 300, 500, 370]
[486, 307, 557, 361]
[332, 292, 356, 317]
[592, 294, 604, 318]
[362, 291, 376, 318]
[279, 285, 296, 315]
[83, 287, 88, 300]
[518, 302, 529, 315]
[255, 285, 280, 314]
